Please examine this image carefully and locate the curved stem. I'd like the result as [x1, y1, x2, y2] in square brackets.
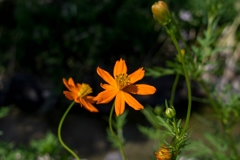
[170, 73, 180, 107]
[109, 102, 127, 160]
[166, 26, 192, 139]
[58, 101, 81, 160]
[179, 53, 192, 139]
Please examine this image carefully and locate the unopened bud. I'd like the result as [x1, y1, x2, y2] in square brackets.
[177, 49, 185, 62]
[154, 106, 163, 115]
[151, 1, 171, 25]
[165, 107, 176, 118]
[181, 49, 185, 56]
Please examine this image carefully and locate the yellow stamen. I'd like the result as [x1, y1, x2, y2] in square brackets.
[116, 73, 130, 89]
[78, 83, 92, 97]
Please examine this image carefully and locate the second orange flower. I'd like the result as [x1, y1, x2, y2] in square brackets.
[94, 58, 156, 116]
[63, 77, 98, 112]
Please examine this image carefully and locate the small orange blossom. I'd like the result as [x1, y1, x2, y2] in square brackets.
[63, 77, 98, 112]
[94, 58, 156, 116]
[155, 145, 172, 160]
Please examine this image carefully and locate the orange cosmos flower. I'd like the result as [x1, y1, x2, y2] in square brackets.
[94, 58, 156, 116]
[155, 145, 172, 160]
[63, 77, 98, 112]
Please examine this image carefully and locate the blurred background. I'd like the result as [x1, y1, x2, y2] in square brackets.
[0, 0, 238, 159]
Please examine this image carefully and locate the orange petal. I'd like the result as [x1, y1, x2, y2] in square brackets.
[76, 83, 82, 89]
[100, 83, 117, 90]
[97, 67, 116, 86]
[85, 95, 96, 103]
[79, 98, 99, 112]
[69, 83, 81, 94]
[63, 77, 77, 92]
[74, 96, 82, 104]
[63, 91, 75, 100]
[63, 78, 71, 91]
[123, 92, 144, 110]
[68, 77, 76, 87]
[124, 84, 156, 95]
[114, 58, 127, 78]
[94, 88, 118, 104]
[115, 91, 126, 116]
[129, 68, 144, 83]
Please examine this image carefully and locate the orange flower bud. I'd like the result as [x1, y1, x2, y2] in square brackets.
[151, 1, 171, 25]
[155, 145, 172, 160]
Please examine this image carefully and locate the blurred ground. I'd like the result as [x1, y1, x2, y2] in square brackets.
[0, 104, 157, 160]
[1, 103, 236, 160]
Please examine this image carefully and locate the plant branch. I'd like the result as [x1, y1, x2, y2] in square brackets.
[58, 101, 81, 160]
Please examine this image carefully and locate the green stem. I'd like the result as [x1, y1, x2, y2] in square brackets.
[172, 117, 178, 160]
[109, 102, 127, 160]
[170, 73, 180, 107]
[172, 117, 178, 139]
[179, 59, 192, 138]
[165, 26, 192, 139]
[191, 96, 209, 104]
[58, 101, 81, 160]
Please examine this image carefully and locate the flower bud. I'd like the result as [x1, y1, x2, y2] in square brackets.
[165, 107, 176, 118]
[154, 106, 163, 115]
[151, 1, 171, 25]
[181, 49, 185, 56]
[155, 145, 172, 160]
[177, 49, 185, 62]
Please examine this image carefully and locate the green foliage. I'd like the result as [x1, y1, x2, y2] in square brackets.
[0, 142, 35, 160]
[140, 105, 163, 128]
[0, 106, 10, 119]
[183, 115, 240, 160]
[138, 125, 161, 140]
[139, 105, 189, 158]
[0, 106, 10, 136]
[107, 110, 128, 148]
[138, 105, 168, 140]
[30, 131, 61, 156]
[145, 67, 175, 78]
[144, 0, 240, 159]
[0, 132, 71, 160]
[212, 85, 240, 130]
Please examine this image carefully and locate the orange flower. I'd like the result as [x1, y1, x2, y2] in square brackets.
[155, 146, 171, 160]
[94, 58, 156, 116]
[63, 77, 98, 112]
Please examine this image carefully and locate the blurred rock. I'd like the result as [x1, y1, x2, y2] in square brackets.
[103, 151, 122, 160]
[0, 73, 59, 114]
[5, 73, 44, 112]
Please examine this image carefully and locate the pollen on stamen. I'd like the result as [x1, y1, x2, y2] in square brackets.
[78, 83, 92, 97]
[116, 73, 130, 89]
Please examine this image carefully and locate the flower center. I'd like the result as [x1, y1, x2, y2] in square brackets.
[116, 73, 130, 89]
[78, 83, 92, 97]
